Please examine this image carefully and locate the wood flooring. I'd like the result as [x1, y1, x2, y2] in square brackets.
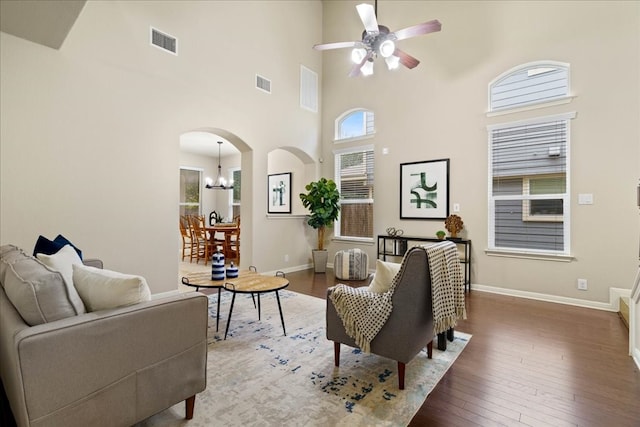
[284, 268, 640, 427]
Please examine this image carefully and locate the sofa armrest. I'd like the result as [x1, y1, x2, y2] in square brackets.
[82, 258, 103, 269]
[12, 292, 208, 425]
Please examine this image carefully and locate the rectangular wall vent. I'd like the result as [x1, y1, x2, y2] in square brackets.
[300, 65, 318, 113]
[256, 74, 272, 94]
[150, 27, 177, 55]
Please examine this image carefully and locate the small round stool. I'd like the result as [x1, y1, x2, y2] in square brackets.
[334, 248, 369, 280]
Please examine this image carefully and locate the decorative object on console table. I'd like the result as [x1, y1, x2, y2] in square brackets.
[268, 172, 292, 214]
[436, 230, 446, 240]
[299, 178, 341, 273]
[377, 234, 472, 292]
[400, 159, 450, 220]
[444, 214, 464, 240]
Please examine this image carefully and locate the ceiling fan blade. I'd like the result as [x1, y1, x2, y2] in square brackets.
[393, 19, 442, 41]
[313, 41, 360, 51]
[349, 51, 374, 77]
[356, 3, 379, 34]
[394, 48, 421, 69]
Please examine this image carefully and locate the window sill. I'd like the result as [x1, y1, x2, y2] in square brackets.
[485, 248, 574, 262]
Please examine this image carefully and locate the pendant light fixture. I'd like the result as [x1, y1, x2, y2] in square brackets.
[205, 141, 234, 190]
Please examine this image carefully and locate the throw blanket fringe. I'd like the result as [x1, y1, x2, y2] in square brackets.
[422, 241, 467, 334]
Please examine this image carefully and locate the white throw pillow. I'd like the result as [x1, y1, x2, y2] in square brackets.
[72, 264, 151, 312]
[367, 260, 401, 293]
[36, 244, 86, 314]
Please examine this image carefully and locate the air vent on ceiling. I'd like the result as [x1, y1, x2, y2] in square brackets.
[256, 74, 272, 94]
[150, 27, 177, 55]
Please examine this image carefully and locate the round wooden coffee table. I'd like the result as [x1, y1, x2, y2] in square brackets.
[223, 272, 289, 340]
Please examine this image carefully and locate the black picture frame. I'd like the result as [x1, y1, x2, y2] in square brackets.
[268, 172, 292, 214]
[400, 159, 450, 220]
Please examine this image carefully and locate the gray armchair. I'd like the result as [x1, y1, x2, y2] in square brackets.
[326, 246, 434, 390]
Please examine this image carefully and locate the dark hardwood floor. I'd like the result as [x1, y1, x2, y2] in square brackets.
[284, 268, 640, 427]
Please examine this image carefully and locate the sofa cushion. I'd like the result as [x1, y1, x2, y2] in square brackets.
[36, 245, 87, 314]
[33, 234, 83, 260]
[0, 245, 79, 326]
[367, 259, 401, 293]
[73, 264, 151, 312]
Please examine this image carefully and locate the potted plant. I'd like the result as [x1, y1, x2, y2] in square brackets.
[436, 230, 446, 240]
[299, 178, 341, 273]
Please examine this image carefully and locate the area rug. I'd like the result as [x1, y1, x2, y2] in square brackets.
[141, 290, 470, 426]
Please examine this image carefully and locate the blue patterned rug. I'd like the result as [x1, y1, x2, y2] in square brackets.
[141, 289, 470, 426]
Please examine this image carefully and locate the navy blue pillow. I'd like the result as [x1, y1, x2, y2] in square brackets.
[33, 234, 83, 260]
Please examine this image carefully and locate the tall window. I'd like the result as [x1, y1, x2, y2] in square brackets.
[488, 113, 574, 254]
[179, 167, 201, 216]
[229, 168, 241, 220]
[335, 109, 375, 140]
[335, 147, 374, 240]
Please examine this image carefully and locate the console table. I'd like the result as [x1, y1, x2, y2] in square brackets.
[377, 234, 472, 292]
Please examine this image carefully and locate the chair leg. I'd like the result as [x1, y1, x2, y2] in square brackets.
[397, 362, 405, 390]
[427, 340, 433, 359]
[333, 342, 340, 367]
[185, 395, 195, 419]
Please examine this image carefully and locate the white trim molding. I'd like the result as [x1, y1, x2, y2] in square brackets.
[473, 283, 621, 312]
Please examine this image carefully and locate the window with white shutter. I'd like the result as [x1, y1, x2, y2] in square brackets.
[488, 113, 575, 255]
[334, 147, 374, 240]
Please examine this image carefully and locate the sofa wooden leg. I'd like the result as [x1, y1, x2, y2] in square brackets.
[185, 395, 195, 420]
[334, 341, 340, 367]
[398, 362, 405, 390]
[427, 340, 433, 359]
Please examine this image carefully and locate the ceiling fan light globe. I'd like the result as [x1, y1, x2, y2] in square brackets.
[385, 55, 400, 70]
[361, 60, 374, 76]
[351, 48, 367, 64]
[379, 39, 395, 58]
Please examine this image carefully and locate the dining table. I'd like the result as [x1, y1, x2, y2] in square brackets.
[206, 223, 239, 262]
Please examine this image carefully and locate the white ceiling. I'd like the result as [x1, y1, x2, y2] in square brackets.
[179, 132, 239, 158]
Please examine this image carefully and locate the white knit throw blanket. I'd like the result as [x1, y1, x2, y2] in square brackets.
[328, 253, 411, 353]
[422, 241, 467, 334]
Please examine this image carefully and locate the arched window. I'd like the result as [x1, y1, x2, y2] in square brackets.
[489, 61, 570, 112]
[335, 109, 375, 141]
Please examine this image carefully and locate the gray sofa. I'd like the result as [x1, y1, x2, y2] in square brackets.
[0, 245, 208, 427]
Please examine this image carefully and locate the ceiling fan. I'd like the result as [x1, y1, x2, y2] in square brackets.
[313, 1, 441, 77]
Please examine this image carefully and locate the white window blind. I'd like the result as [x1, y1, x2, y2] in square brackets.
[489, 113, 574, 254]
[335, 147, 374, 239]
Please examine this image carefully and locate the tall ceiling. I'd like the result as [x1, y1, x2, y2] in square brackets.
[0, 0, 86, 49]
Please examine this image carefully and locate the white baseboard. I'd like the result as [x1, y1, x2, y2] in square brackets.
[633, 347, 640, 371]
[472, 283, 618, 312]
[263, 263, 313, 276]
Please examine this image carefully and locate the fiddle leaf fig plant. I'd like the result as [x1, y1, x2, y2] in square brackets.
[299, 178, 340, 251]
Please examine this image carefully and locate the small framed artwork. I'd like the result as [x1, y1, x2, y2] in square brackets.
[400, 159, 450, 220]
[268, 172, 292, 214]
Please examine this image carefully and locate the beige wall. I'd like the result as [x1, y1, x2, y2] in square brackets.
[0, 0, 323, 293]
[1, 0, 638, 303]
[319, 1, 640, 303]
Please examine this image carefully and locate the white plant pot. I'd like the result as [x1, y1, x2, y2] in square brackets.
[312, 249, 328, 273]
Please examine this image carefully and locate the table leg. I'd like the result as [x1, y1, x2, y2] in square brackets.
[224, 293, 237, 340]
[275, 290, 286, 336]
[215, 288, 221, 332]
[257, 294, 261, 320]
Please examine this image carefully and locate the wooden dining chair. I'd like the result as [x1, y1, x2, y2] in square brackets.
[224, 216, 240, 265]
[188, 215, 215, 264]
[179, 215, 194, 262]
